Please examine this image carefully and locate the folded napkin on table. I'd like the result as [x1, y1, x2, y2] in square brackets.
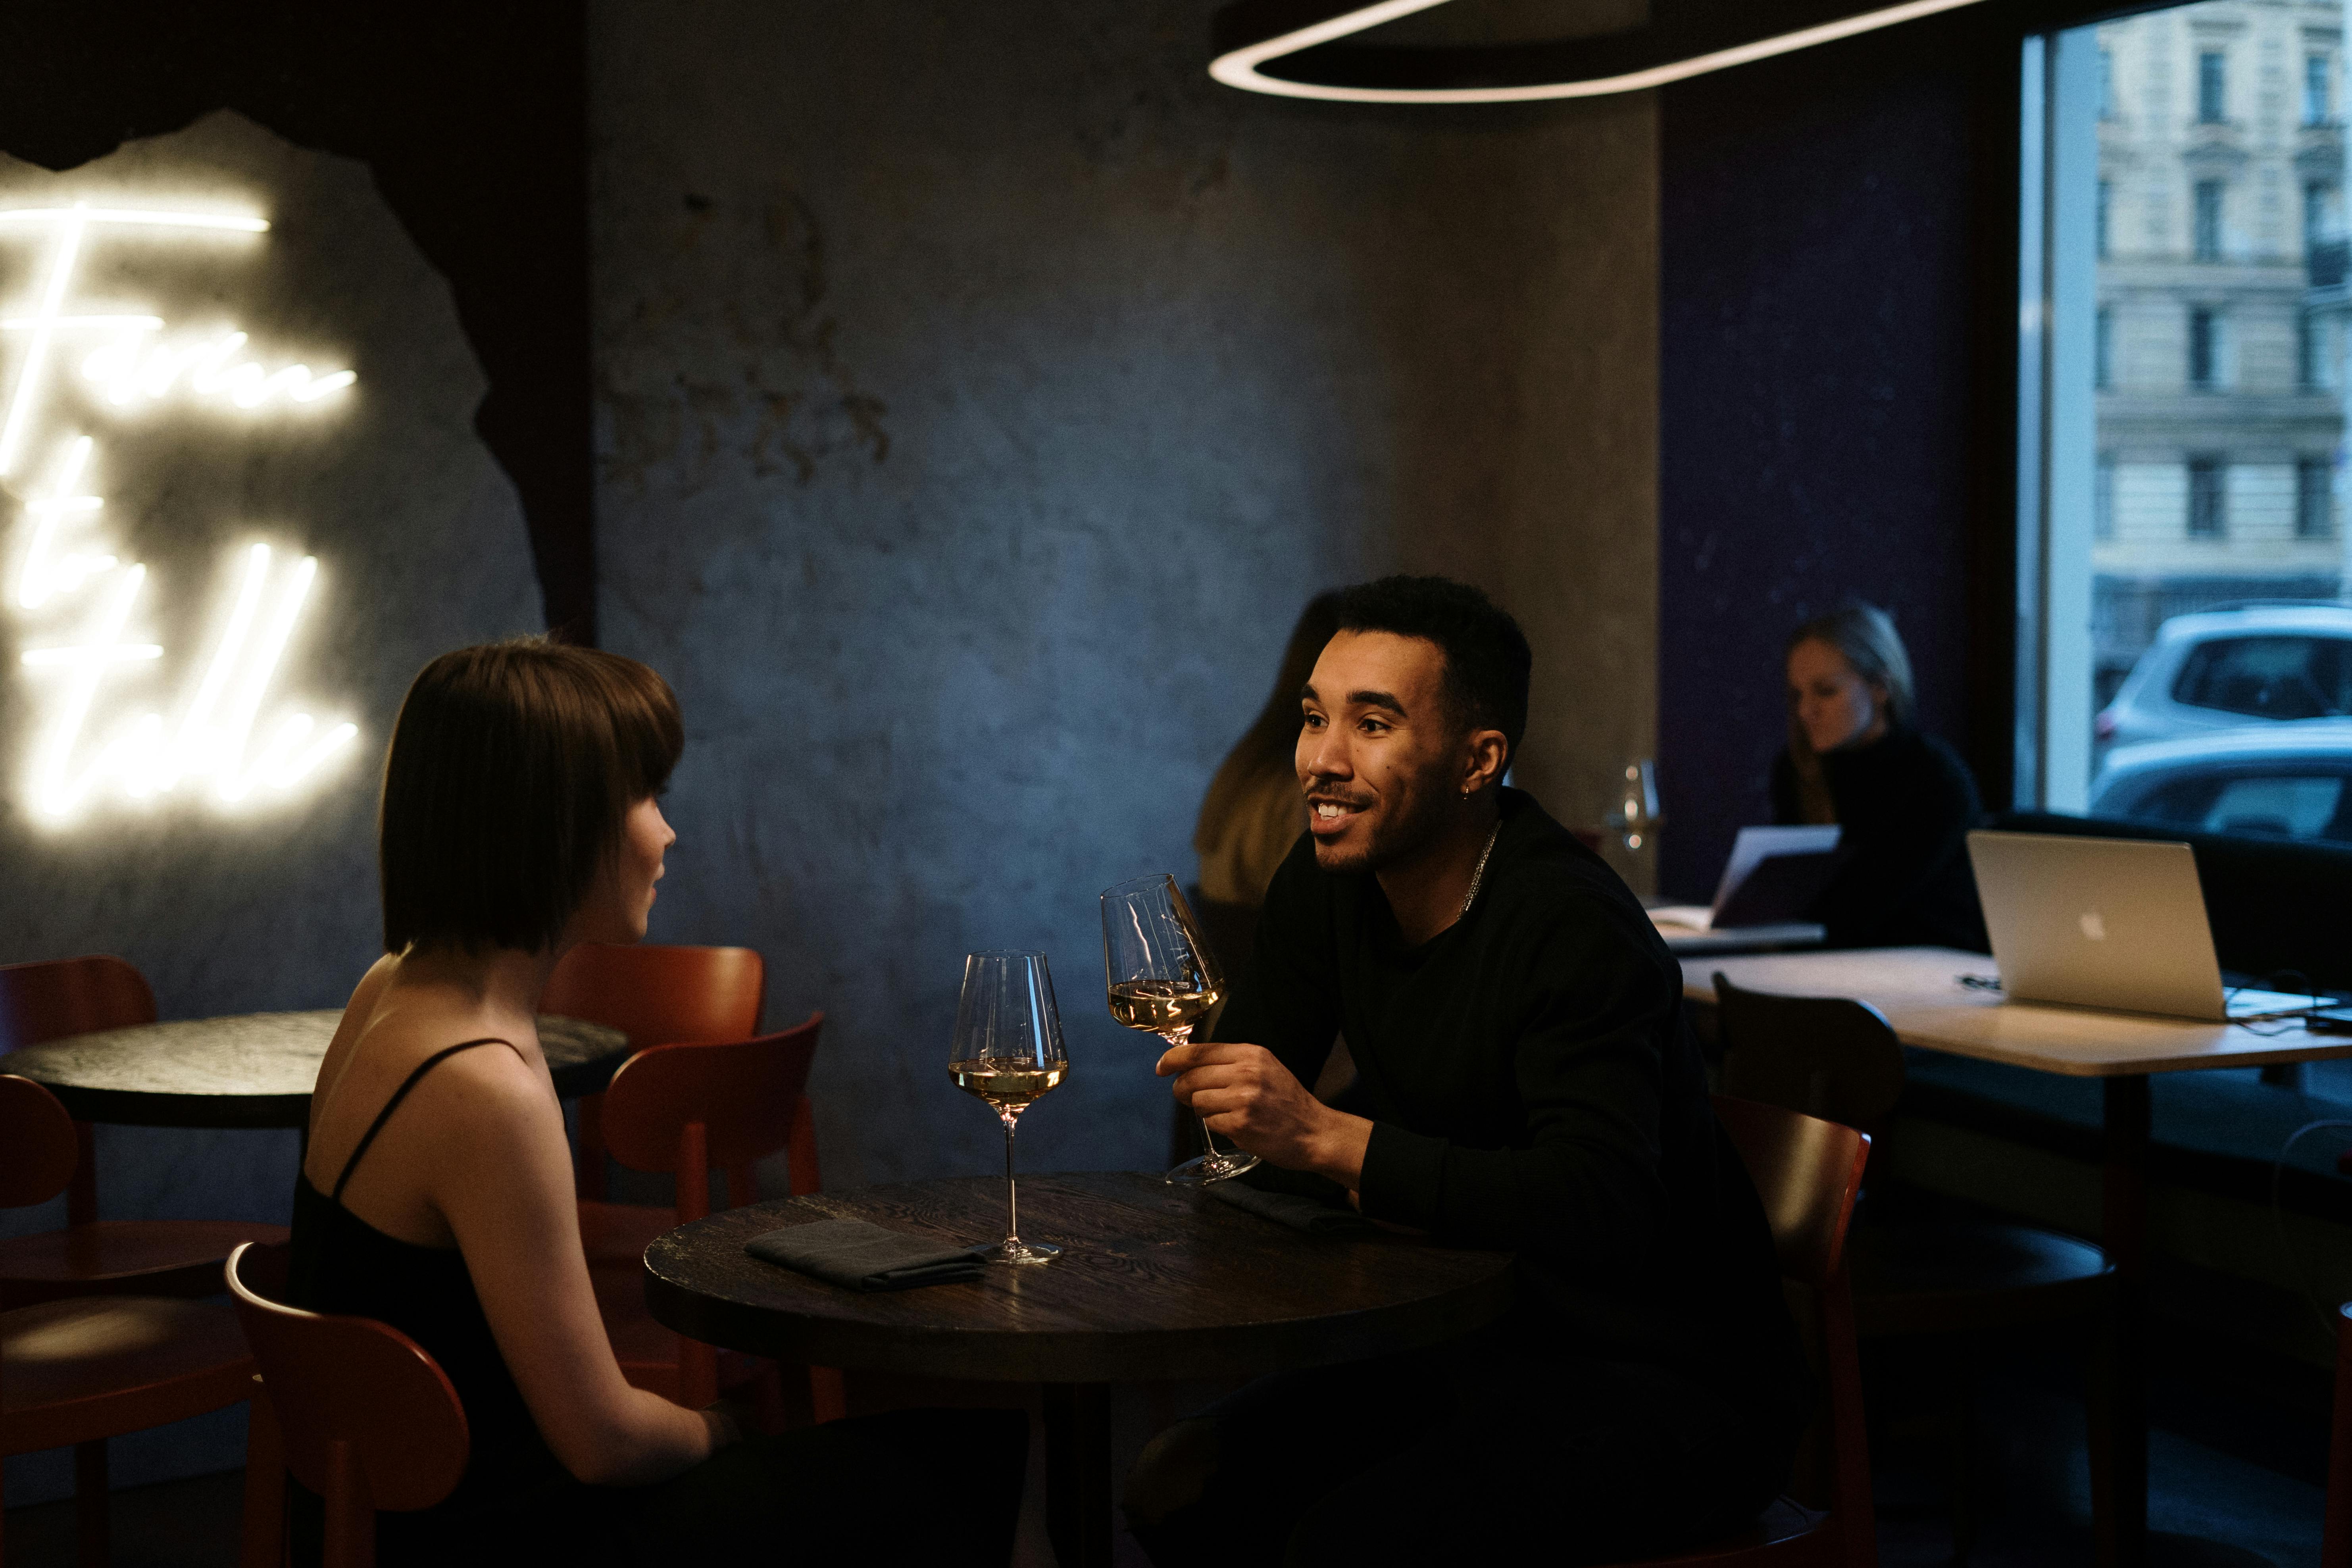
[1208, 1180, 1379, 1237]
[746, 1219, 988, 1291]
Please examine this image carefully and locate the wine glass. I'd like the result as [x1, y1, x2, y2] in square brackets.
[1100, 873, 1259, 1186]
[948, 951, 1067, 1265]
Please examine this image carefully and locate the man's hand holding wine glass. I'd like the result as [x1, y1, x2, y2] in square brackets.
[1154, 1039, 1371, 1190]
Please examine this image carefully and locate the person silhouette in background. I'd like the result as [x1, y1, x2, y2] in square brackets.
[1772, 601, 1987, 951]
[1196, 591, 1345, 910]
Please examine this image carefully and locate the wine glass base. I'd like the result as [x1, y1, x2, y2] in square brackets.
[1165, 1149, 1262, 1186]
[979, 1239, 1061, 1266]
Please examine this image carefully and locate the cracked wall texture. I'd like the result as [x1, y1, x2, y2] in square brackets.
[592, 2, 1660, 1187]
[0, 108, 541, 1504]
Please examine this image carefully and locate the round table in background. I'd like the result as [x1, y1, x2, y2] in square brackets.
[643, 1169, 1517, 1568]
[0, 1010, 631, 1128]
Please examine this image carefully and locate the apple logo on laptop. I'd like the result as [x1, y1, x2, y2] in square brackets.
[2079, 911, 2108, 942]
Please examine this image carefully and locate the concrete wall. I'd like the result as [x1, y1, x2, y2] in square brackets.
[0, 109, 541, 1502]
[591, 0, 1661, 1187]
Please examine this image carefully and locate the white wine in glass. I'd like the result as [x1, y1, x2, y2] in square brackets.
[1100, 874, 1258, 1185]
[949, 951, 1068, 1264]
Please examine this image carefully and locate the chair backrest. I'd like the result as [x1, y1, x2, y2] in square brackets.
[0, 955, 156, 1052]
[1712, 1094, 1875, 1562]
[0, 1074, 78, 1208]
[1712, 1093, 1871, 1289]
[541, 943, 764, 1049]
[1714, 973, 1907, 1135]
[227, 1241, 469, 1555]
[601, 1014, 823, 1219]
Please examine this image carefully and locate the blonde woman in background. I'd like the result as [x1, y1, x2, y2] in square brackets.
[1772, 601, 1986, 950]
[1196, 591, 1344, 907]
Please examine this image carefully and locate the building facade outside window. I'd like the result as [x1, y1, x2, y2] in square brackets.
[2102, 46, 2118, 118]
[2188, 455, 2228, 535]
[2189, 305, 2220, 386]
[2310, 52, 2334, 124]
[2096, 454, 2118, 539]
[2098, 178, 2113, 257]
[2301, 456, 2339, 537]
[2199, 48, 2227, 121]
[2098, 306, 2115, 387]
[2194, 180, 2225, 260]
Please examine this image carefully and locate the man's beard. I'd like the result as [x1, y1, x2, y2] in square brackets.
[1308, 771, 1454, 876]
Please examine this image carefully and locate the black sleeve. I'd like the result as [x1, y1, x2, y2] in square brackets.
[1354, 900, 1676, 1266]
[1814, 739, 1982, 947]
[1210, 836, 1340, 1093]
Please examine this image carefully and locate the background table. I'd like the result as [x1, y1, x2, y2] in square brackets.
[643, 1170, 1517, 1568]
[0, 1010, 630, 1128]
[1685, 946, 2352, 1568]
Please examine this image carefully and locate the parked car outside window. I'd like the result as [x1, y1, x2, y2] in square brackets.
[2095, 604, 2352, 752]
[2090, 721, 2352, 845]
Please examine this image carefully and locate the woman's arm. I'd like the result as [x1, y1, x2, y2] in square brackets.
[423, 1047, 725, 1487]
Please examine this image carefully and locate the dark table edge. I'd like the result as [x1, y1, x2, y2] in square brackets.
[643, 1242, 1518, 1385]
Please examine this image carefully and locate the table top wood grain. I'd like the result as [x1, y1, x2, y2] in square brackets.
[643, 1170, 1518, 1385]
[1683, 946, 2352, 1077]
[0, 1011, 630, 1127]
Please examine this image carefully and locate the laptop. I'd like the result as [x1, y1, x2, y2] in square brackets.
[1649, 825, 1841, 933]
[1964, 830, 2317, 1022]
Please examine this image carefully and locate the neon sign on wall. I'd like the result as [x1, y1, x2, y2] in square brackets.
[0, 201, 360, 825]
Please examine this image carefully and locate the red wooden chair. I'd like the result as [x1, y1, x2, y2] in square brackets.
[0, 956, 289, 1308]
[227, 1241, 469, 1568]
[0, 1075, 261, 1568]
[1604, 1095, 1875, 1568]
[541, 943, 767, 1206]
[595, 1018, 842, 1423]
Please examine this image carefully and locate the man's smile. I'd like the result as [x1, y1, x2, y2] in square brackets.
[1308, 793, 1371, 836]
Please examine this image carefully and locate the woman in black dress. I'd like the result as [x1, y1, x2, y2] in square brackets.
[289, 638, 1024, 1566]
[1771, 603, 1988, 950]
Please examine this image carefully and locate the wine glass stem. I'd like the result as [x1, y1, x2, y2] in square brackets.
[1001, 1112, 1021, 1247]
[1162, 1023, 1225, 1158]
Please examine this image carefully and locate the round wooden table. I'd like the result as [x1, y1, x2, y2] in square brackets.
[0, 1011, 631, 1128]
[644, 1170, 1516, 1568]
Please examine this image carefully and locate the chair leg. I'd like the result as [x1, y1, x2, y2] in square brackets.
[242, 1378, 288, 1568]
[75, 1439, 109, 1568]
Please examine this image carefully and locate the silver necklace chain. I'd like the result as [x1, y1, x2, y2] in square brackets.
[1460, 821, 1502, 918]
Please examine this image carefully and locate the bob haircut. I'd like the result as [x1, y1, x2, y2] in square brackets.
[379, 639, 683, 955]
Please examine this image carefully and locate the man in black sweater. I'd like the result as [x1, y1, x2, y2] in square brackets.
[1125, 577, 1807, 1567]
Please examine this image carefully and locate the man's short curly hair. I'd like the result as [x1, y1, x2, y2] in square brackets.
[1332, 575, 1531, 768]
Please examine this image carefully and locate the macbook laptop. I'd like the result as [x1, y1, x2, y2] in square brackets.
[1649, 825, 1840, 933]
[1965, 830, 2317, 1022]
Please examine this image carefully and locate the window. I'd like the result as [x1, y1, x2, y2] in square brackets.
[2194, 180, 2223, 260]
[2188, 306, 2218, 386]
[2301, 457, 2336, 538]
[2024, 10, 2348, 816]
[2187, 455, 2226, 535]
[2198, 49, 2226, 122]
[2172, 636, 2352, 718]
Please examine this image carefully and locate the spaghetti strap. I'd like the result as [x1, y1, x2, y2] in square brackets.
[330, 1038, 512, 1202]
